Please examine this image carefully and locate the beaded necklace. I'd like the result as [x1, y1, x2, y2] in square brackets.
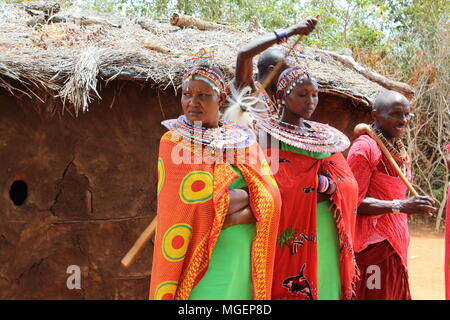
[256, 65, 349, 153]
[258, 116, 350, 153]
[162, 115, 255, 150]
[371, 124, 410, 165]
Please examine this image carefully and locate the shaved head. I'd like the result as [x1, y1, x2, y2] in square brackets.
[257, 48, 286, 78]
[372, 90, 412, 140]
[374, 90, 410, 112]
[257, 48, 290, 95]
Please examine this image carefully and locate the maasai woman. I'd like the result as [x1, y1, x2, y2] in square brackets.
[257, 66, 359, 300]
[149, 64, 281, 300]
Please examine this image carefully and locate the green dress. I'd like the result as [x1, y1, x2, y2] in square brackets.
[189, 166, 255, 300]
[281, 142, 341, 300]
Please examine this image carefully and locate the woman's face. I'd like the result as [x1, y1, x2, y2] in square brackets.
[181, 78, 225, 128]
[283, 78, 319, 120]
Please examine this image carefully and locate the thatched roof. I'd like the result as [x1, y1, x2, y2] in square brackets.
[0, 2, 414, 115]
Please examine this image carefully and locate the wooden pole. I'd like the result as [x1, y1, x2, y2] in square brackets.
[121, 216, 157, 268]
[354, 123, 419, 196]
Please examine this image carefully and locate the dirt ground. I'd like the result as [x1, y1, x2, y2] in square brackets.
[407, 223, 446, 300]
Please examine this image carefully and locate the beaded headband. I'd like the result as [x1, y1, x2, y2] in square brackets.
[277, 65, 311, 95]
[182, 48, 226, 94]
[182, 66, 226, 94]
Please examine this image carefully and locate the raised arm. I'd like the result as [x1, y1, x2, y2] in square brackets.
[234, 18, 318, 92]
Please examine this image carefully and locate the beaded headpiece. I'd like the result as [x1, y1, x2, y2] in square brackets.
[182, 48, 226, 94]
[277, 65, 311, 95]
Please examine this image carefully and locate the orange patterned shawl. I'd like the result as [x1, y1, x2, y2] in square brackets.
[149, 130, 281, 300]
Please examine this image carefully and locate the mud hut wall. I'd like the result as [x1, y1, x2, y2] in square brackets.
[313, 93, 372, 141]
[0, 81, 181, 299]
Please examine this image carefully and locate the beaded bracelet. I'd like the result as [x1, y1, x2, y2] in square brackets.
[274, 28, 288, 44]
[316, 174, 337, 195]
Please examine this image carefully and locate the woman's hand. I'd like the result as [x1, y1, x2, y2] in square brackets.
[222, 206, 256, 229]
[228, 188, 249, 215]
[316, 169, 334, 203]
[357, 196, 437, 216]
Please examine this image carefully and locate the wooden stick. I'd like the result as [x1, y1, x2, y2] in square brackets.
[170, 13, 240, 32]
[354, 123, 418, 196]
[121, 216, 157, 268]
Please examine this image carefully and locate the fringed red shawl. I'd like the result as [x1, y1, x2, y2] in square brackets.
[267, 148, 359, 300]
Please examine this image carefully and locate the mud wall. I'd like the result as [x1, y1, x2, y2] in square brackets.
[0, 81, 179, 299]
[313, 93, 373, 142]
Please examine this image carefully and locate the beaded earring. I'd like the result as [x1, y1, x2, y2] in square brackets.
[276, 98, 286, 109]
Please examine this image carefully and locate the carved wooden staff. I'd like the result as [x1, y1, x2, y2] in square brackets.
[353, 123, 418, 196]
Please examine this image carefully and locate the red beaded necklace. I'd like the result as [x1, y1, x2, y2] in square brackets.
[258, 116, 350, 153]
[372, 125, 410, 165]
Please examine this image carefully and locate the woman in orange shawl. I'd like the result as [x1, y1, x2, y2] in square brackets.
[149, 64, 281, 300]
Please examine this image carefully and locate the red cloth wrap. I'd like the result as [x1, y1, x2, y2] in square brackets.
[355, 240, 411, 300]
[347, 135, 411, 268]
[268, 149, 359, 300]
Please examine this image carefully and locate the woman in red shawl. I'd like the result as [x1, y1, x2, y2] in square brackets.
[149, 63, 281, 300]
[225, 17, 358, 299]
[256, 65, 359, 300]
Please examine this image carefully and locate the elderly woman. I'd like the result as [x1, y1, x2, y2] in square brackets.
[256, 65, 359, 300]
[149, 64, 281, 300]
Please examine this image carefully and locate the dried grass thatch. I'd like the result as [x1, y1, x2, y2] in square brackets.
[0, 2, 413, 115]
